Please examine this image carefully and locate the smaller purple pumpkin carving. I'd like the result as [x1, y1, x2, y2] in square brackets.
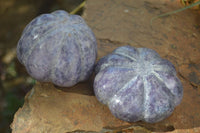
[17, 10, 97, 87]
[94, 46, 183, 123]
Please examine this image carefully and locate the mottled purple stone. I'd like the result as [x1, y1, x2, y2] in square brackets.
[94, 46, 183, 123]
[17, 10, 97, 87]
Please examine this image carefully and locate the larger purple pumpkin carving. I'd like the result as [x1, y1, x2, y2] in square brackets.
[94, 46, 183, 123]
[17, 10, 97, 87]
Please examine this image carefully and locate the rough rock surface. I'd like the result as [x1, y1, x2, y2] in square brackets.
[11, 82, 131, 132]
[11, 0, 200, 132]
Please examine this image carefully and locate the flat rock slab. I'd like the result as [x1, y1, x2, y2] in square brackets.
[11, 0, 200, 132]
[11, 82, 131, 132]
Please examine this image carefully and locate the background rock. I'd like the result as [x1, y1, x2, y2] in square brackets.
[11, 0, 200, 132]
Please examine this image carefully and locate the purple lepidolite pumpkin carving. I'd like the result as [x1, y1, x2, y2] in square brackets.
[17, 10, 97, 87]
[94, 46, 183, 123]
